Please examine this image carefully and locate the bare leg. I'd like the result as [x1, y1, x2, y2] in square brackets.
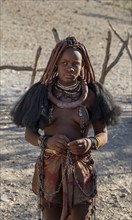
[43, 206, 62, 220]
[70, 203, 91, 220]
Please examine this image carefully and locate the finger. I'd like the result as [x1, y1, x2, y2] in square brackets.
[53, 145, 65, 154]
[68, 141, 83, 149]
[69, 139, 83, 146]
[55, 139, 69, 151]
[57, 135, 70, 143]
[68, 140, 78, 147]
[56, 139, 69, 148]
[69, 143, 80, 151]
[70, 148, 82, 155]
[55, 142, 67, 150]
[57, 147, 66, 153]
[70, 144, 85, 155]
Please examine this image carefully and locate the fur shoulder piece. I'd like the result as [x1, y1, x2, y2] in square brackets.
[88, 82, 122, 126]
[10, 82, 51, 131]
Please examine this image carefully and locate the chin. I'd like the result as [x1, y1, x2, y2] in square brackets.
[63, 78, 76, 85]
[59, 76, 78, 85]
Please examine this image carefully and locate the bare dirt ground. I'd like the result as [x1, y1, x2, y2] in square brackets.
[0, 0, 132, 219]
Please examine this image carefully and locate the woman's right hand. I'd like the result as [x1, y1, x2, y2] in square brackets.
[47, 134, 69, 154]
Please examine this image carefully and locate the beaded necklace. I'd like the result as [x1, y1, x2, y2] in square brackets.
[56, 80, 79, 91]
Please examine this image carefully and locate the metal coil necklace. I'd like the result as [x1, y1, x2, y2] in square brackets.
[48, 78, 88, 109]
[54, 80, 81, 101]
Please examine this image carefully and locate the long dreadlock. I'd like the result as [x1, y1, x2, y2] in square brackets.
[40, 36, 95, 84]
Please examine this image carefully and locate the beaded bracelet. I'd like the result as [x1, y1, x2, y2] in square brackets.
[38, 134, 48, 149]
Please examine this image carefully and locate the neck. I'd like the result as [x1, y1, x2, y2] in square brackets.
[48, 78, 88, 109]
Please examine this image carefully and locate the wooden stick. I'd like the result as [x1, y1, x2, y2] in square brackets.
[52, 28, 60, 43]
[99, 30, 112, 84]
[106, 36, 129, 74]
[29, 46, 42, 87]
[108, 20, 132, 61]
[0, 65, 33, 71]
[0, 65, 44, 72]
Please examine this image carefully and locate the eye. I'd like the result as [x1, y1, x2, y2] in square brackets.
[62, 61, 67, 66]
[73, 62, 80, 67]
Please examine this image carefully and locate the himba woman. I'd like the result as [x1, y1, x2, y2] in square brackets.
[11, 36, 121, 220]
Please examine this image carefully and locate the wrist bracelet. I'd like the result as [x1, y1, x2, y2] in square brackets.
[38, 134, 48, 149]
[89, 137, 99, 150]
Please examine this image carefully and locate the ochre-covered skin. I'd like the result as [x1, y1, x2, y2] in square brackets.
[11, 37, 121, 220]
[25, 47, 107, 220]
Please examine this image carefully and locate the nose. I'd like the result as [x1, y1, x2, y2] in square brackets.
[66, 66, 74, 72]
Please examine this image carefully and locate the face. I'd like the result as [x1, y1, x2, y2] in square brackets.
[57, 47, 83, 86]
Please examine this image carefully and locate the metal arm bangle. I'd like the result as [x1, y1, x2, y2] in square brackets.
[89, 137, 99, 150]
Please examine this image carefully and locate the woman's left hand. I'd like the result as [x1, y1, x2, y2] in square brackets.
[68, 138, 91, 155]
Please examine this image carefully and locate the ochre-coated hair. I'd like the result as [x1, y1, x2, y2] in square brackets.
[40, 36, 95, 84]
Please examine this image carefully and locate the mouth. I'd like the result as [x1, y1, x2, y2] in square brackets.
[64, 74, 74, 79]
